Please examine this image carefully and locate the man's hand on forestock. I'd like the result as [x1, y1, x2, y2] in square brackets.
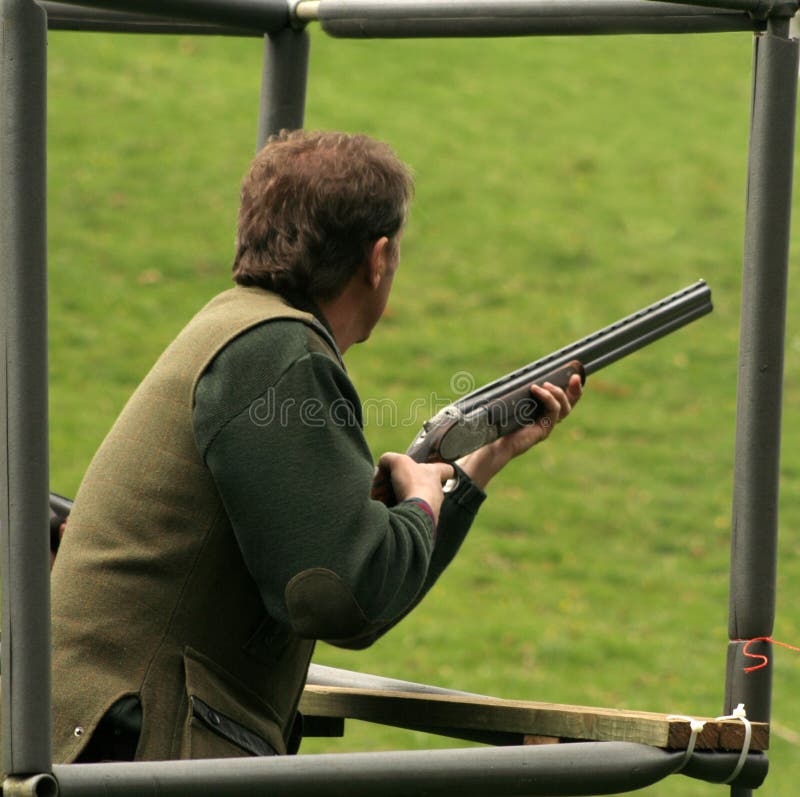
[457, 373, 583, 490]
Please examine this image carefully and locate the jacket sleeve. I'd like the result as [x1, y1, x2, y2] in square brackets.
[330, 464, 486, 649]
[193, 325, 483, 646]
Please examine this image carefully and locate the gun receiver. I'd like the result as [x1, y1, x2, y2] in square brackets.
[405, 280, 713, 465]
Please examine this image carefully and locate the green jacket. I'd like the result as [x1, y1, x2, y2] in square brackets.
[51, 286, 483, 762]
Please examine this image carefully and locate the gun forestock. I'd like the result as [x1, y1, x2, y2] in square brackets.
[405, 360, 585, 463]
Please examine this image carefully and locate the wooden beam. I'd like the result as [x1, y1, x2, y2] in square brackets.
[299, 685, 768, 752]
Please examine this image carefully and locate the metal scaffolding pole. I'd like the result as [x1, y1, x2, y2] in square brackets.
[34, 0, 290, 32]
[40, 2, 261, 35]
[724, 14, 799, 797]
[257, 24, 311, 149]
[51, 743, 766, 797]
[0, 0, 53, 783]
[651, 0, 797, 14]
[296, 0, 759, 37]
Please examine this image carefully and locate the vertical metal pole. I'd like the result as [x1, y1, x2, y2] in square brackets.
[725, 15, 798, 797]
[0, 0, 52, 781]
[0, 0, 51, 780]
[256, 24, 310, 151]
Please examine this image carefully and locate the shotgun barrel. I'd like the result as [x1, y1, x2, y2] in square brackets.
[405, 280, 712, 464]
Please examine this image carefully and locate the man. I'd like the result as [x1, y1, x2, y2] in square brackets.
[50, 130, 582, 762]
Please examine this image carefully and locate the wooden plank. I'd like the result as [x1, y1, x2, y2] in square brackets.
[299, 685, 769, 752]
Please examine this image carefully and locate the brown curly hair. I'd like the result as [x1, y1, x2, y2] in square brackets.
[232, 130, 414, 301]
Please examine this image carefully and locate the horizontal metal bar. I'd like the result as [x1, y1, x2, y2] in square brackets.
[40, 2, 261, 35]
[652, 0, 796, 17]
[309, 0, 760, 37]
[38, 0, 290, 33]
[38, 0, 772, 37]
[51, 743, 766, 796]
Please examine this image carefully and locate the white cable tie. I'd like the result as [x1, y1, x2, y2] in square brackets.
[666, 714, 706, 769]
[714, 703, 752, 784]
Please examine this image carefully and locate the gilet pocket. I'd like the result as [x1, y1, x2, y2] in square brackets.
[181, 646, 284, 758]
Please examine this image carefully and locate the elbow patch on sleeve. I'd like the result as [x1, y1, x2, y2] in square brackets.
[285, 568, 370, 640]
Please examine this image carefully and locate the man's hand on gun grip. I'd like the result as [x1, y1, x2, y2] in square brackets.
[373, 452, 454, 521]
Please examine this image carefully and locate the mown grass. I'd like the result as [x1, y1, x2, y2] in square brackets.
[47, 25, 799, 795]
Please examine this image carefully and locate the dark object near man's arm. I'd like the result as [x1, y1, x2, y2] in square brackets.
[49, 492, 72, 554]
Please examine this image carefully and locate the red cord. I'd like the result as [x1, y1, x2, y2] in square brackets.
[733, 636, 800, 673]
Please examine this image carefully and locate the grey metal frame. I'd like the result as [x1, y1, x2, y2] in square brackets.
[41, 0, 766, 35]
[48, 744, 768, 796]
[258, 27, 311, 147]
[41, 2, 262, 36]
[1, 0, 797, 795]
[42, 0, 291, 30]
[725, 16, 799, 797]
[0, 0, 51, 783]
[304, 0, 761, 36]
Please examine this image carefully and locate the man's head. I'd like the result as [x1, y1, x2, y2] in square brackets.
[232, 130, 414, 304]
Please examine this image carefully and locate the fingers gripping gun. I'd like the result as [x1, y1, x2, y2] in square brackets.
[405, 280, 713, 465]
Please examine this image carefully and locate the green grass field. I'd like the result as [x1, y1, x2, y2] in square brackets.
[46, 23, 799, 795]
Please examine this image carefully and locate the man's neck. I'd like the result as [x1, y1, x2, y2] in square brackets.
[315, 294, 364, 354]
[280, 290, 334, 338]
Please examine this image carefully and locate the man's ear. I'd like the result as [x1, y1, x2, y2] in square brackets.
[366, 236, 390, 289]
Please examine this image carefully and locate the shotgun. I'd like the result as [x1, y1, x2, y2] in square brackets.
[404, 279, 712, 465]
